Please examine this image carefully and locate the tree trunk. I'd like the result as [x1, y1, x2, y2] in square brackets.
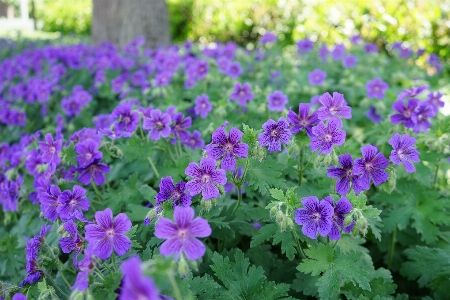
[0, 0, 14, 18]
[92, 0, 171, 49]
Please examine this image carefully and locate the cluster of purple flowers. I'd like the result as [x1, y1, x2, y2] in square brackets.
[294, 196, 354, 240]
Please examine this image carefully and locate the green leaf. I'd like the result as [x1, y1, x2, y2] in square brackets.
[61, 142, 76, 166]
[242, 124, 261, 148]
[186, 274, 225, 300]
[246, 156, 287, 195]
[126, 225, 142, 249]
[138, 184, 157, 204]
[126, 204, 148, 222]
[250, 224, 298, 260]
[269, 188, 285, 201]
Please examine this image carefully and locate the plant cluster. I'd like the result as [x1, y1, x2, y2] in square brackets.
[0, 33, 449, 299]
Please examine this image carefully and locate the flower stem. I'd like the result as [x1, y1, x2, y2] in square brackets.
[231, 185, 243, 216]
[168, 271, 183, 300]
[177, 139, 183, 157]
[387, 227, 397, 270]
[291, 228, 306, 259]
[112, 253, 117, 270]
[147, 156, 160, 178]
[298, 145, 304, 187]
[46, 275, 68, 298]
[167, 146, 177, 163]
[91, 181, 104, 202]
[433, 162, 440, 189]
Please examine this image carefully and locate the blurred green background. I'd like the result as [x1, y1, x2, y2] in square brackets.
[1, 0, 449, 59]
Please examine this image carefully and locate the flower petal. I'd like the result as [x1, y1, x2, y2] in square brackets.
[188, 217, 211, 238]
[183, 237, 206, 261]
[155, 217, 178, 239]
[113, 213, 132, 234]
[113, 234, 131, 256]
[174, 206, 194, 228]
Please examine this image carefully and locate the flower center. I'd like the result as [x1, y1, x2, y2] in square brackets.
[313, 213, 320, 220]
[418, 114, 424, 121]
[123, 116, 130, 124]
[190, 139, 196, 145]
[324, 134, 332, 142]
[270, 129, 278, 137]
[201, 174, 210, 183]
[106, 229, 115, 238]
[172, 191, 181, 200]
[201, 103, 207, 109]
[49, 146, 56, 154]
[365, 162, 373, 170]
[300, 120, 308, 127]
[345, 168, 352, 177]
[70, 199, 76, 206]
[178, 229, 187, 239]
[239, 90, 245, 97]
[223, 143, 234, 152]
[156, 121, 164, 130]
[85, 153, 92, 160]
[329, 107, 337, 115]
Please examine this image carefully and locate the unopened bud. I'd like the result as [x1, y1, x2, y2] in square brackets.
[351, 225, 359, 237]
[269, 206, 278, 218]
[332, 152, 338, 165]
[388, 172, 396, 191]
[287, 218, 294, 229]
[323, 155, 332, 167]
[57, 225, 66, 235]
[109, 146, 123, 159]
[70, 291, 84, 300]
[202, 200, 212, 212]
[218, 184, 225, 196]
[344, 215, 353, 227]
[257, 148, 266, 162]
[276, 211, 284, 223]
[146, 209, 156, 221]
[178, 256, 189, 276]
[280, 219, 287, 232]
[86, 294, 94, 300]
[358, 217, 368, 236]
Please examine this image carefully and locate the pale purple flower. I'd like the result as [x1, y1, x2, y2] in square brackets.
[154, 206, 211, 260]
[57, 185, 90, 221]
[310, 118, 346, 155]
[366, 78, 389, 100]
[194, 94, 212, 119]
[225, 61, 243, 79]
[71, 243, 95, 291]
[353, 145, 389, 192]
[397, 85, 429, 101]
[258, 117, 291, 152]
[327, 153, 362, 195]
[366, 106, 381, 123]
[261, 31, 277, 44]
[390, 98, 419, 128]
[111, 102, 139, 133]
[143, 109, 172, 140]
[388, 133, 420, 173]
[267, 90, 288, 111]
[364, 43, 378, 54]
[230, 83, 254, 106]
[59, 220, 83, 267]
[75, 140, 102, 168]
[318, 45, 328, 62]
[39, 133, 62, 166]
[411, 102, 436, 133]
[156, 176, 192, 208]
[12, 293, 27, 300]
[317, 92, 352, 120]
[84, 208, 132, 260]
[350, 34, 362, 44]
[77, 158, 110, 186]
[294, 196, 334, 239]
[426, 92, 444, 113]
[287, 103, 319, 137]
[296, 39, 314, 53]
[342, 55, 358, 68]
[182, 130, 204, 150]
[323, 196, 354, 240]
[331, 44, 346, 60]
[98, 128, 133, 140]
[185, 157, 227, 200]
[308, 69, 327, 86]
[205, 126, 248, 171]
[119, 256, 159, 300]
[171, 113, 192, 140]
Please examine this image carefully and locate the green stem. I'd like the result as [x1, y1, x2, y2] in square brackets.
[91, 181, 104, 202]
[46, 275, 68, 298]
[298, 145, 304, 187]
[433, 162, 440, 188]
[291, 228, 307, 259]
[95, 268, 106, 280]
[112, 254, 117, 270]
[167, 146, 177, 163]
[168, 271, 183, 300]
[147, 156, 160, 178]
[231, 185, 243, 215]
[387, 227, 397, 270]
[177, 139, 183, 157]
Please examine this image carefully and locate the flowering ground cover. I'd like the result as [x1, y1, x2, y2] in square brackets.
[0, 33, 449, 299]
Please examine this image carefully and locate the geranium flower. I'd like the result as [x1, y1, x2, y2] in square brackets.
[388, 133, 420, 173]
[185, 158, 227, 200]
[294, 196, 334, 239]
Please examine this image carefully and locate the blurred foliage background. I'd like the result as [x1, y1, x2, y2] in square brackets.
[1, 0, 449, 59]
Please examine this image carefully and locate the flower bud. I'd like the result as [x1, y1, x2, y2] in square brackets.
[202, 199, 212, 212]
[287, 218, 294, 229]
[388, 171, 396, 191]
[214, 106, 227, 118]
[57, 225, 66, 235]
[332, 152, 338, 166]
[323, 155, 332, 167]
[276, 211, 284, 224]
[70, 291, 84, 300]
[86, 294, 94, 300]
[178, 256, 189, 277]
[145, 209, 156, 222]
[344, 215, 353, 227]
[269, 206, 278, 218]
[218, 184, 225, 196]
[358, 217, 368, 236]
[351, 225, 359, 237]
[109, 146, 123, 159]
[257, 147, 266, 162]
[280, 219, 287, 232]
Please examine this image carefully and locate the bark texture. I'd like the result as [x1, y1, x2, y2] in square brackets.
[92, 0, 171, 49]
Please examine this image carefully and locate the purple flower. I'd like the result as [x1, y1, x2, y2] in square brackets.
[327, 153, 362, 195]
[99, 128, 132, 140]
[294, 196, 334, 239]
[39, 133, 62, 166]
[230, 83, 254, 106]
[194, 94, 212, 119]
[156, 176, 192, 208]
[310, 118, 346, 155]
[143, 109, 172, 141]
[366, 78, 389, 100]
[426, 91, 444, 113]
[323, 197, 354, 240]
[267, 91, 288, 111]
[350, 34, 362, 44]
[296, 39, 314, 53]
[342, 55, 358, 68]
[154, 206, 211, 260]
[171, 113, 192, 141]
[353, 145, 389, 192]
[185, 157, 227, 200]
[258, 117, 291, 152]
[84, 208, 132, 260]
[59, 220, 83, 267]
[72, 243, 95, 291]
[308, 69, 327, 86]
[317, 92, 352, 121]
[411, 102, 436, 134]
[119, 256, 159, 300]
[287, 103, 319, 137]
[58, 185, 90, 221]
[261, 31, 277, 44]
[39, 185, 62, 221]
[318, 45, 328, 62]
[12, 293, 27, 300]
[364, 43, 378, 53]
[397, 85, 429, 101]
[388, 133, 420, 173]
[205, 126, 248, 170]
[182, 130, 204, 150]
[77, 158, 110, 186]
[75, 140, 102, 168]
[93, 114, 113, 129]
[111, 102, 139, 133]
[331, 44, 346, 60]
[366, 106, 381, 123]
[390, 98, 419, 128]
[225, 61, 243, 79]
